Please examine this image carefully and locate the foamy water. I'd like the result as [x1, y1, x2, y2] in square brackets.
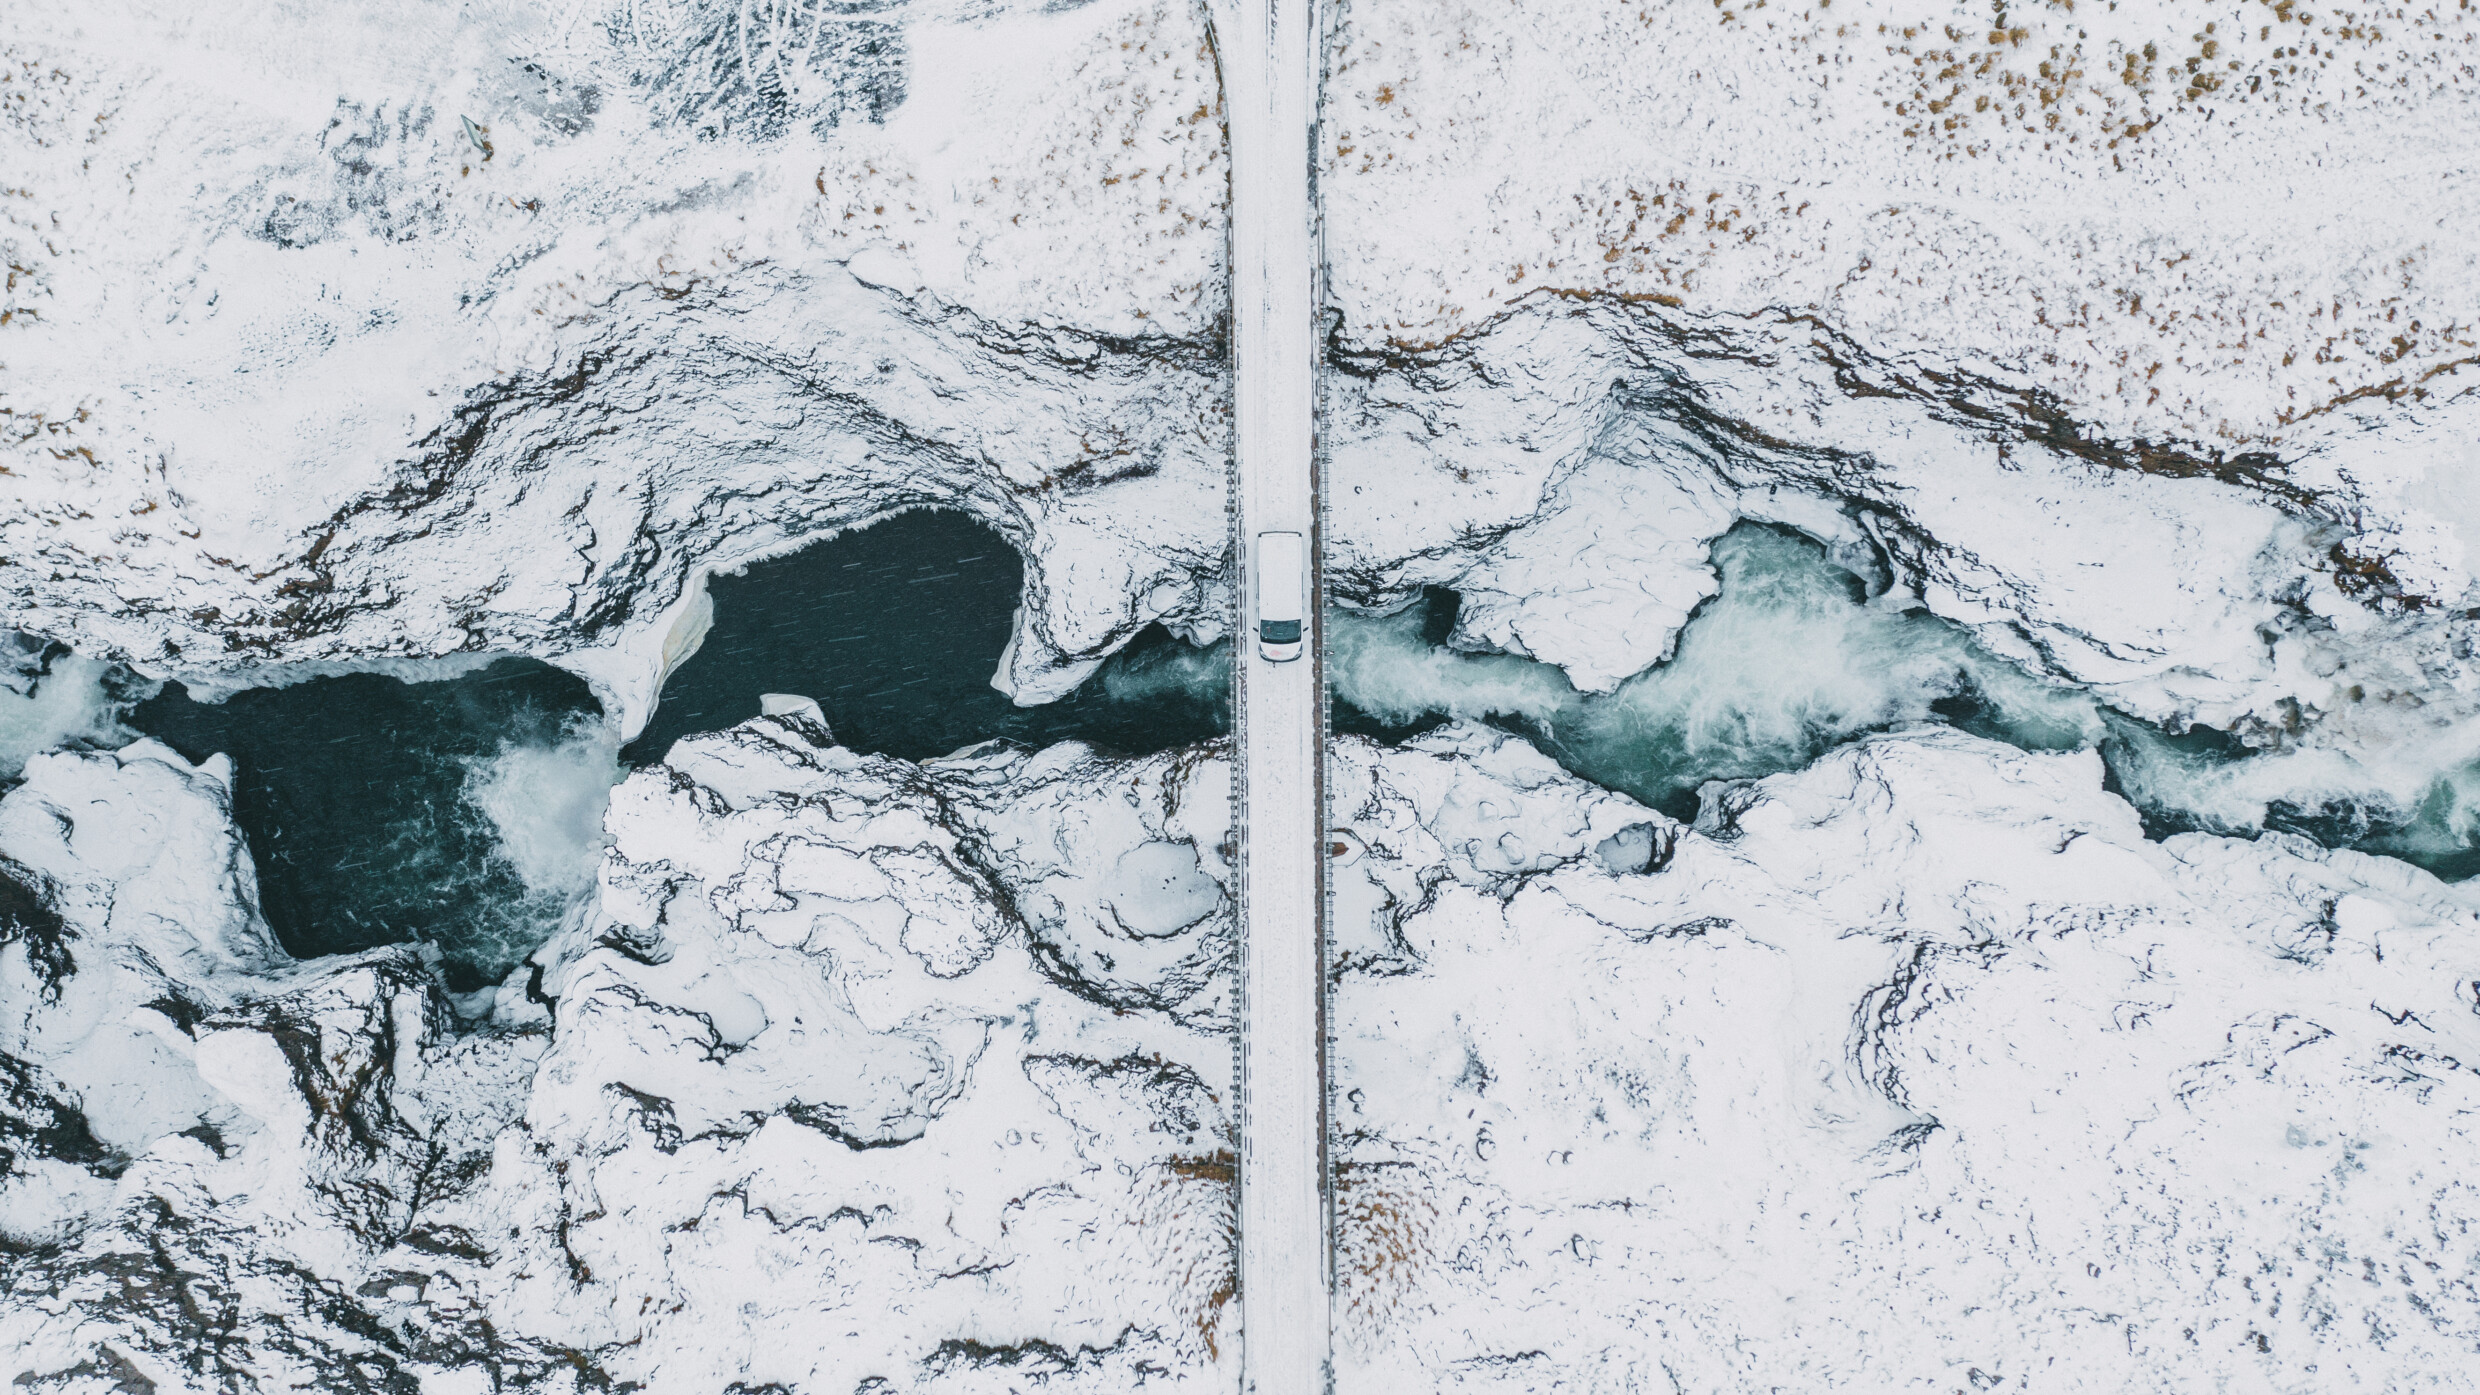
[0, 643, 144, 779]
[1333, 523, 2480, 878]
[1328, 526, 2062, 815]
[464, 719, 625, 898]
[124, 656, 609, 990]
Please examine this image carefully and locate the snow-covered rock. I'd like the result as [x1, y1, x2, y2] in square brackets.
[0, 741, 556, 1382]
[15, 0, 2480, 1387]
[0, 717, 1238, 1392]
[1328, 296, 2480, 844]
[481, 718, 1237, 1387]
[5, 0, 1232, 723]
[1331, 722, 2480, 1390]
[1334, 302, 2335, 701]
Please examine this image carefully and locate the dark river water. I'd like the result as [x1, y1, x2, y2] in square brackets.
[625, 508, 1227, 767]
[129, 659, 606, 991]
[97, 504, 2480, 990]
[107, 509, 1226, 988]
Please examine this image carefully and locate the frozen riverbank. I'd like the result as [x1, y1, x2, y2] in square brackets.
[8, 0, 2480, 1386]
[0, 713, 1241, 1389]
[1329, 723, 2480, 1390]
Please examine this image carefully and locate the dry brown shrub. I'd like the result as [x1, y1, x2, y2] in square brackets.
[1128, 1149, 1237, 1360]
[1334, 1158, 1440, 1352]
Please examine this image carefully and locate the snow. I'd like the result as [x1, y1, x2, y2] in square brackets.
[11, 0, 2480, 1386]
[1330, 723, 2480, 1389]
[0, 718, 1240, 1390]
[3, 0, 1231, 722]
[1323, 0, 2480, 448]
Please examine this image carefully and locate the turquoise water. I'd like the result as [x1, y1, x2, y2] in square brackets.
[1331, 522, 2480, 879]
[21, 507, 2476, 990]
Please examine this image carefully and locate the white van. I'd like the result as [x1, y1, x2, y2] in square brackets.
[1256, 531, 1305, 662]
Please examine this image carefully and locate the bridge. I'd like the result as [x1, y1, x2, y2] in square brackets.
[1216, 0, 1329, 1383]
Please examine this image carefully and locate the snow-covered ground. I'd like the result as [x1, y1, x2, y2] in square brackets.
[1330, 723, 2480, 1390]
[4, 0, 1230, 720]
[0, 717, 1242, 1390]
[1322, 0, 2480, 760]
[10, 0, 2480, 1388]
[1312, 3, 2480, 1386]
[1324, 0, 2480, 448]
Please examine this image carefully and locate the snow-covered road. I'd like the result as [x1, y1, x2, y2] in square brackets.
[1219, 0, 1330, 1382]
